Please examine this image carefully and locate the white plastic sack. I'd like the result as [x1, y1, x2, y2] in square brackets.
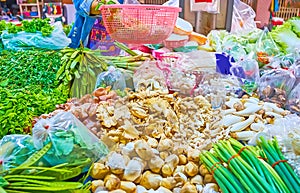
[1, 22, 71, 50]
[231, 0, 257, 34]
[190, 0, 220, 13]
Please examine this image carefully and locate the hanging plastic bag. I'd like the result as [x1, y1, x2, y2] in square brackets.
[231, 0, 256, 34]
[32, 112, 109, 167]
[95, 66, 126, 91]
[1, 22, 70, 50]
[190, 0, 220, 13]
[259, 69, 296, 108]
[287, 84, 300, 115]
[0, 135, 36, 171]
[255, 27, 280, 68]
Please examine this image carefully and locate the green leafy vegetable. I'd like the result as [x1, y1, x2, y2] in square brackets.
[271, 22, 300, 54]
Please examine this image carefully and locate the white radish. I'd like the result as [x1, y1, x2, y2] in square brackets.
[225, 98, 242, 109]
[263, 102, 285, 115]
[250, 122, 266, 132]
[229, 115, 256, 132]
[231, 131, 257, 141]
[265, 111, 283, 119]
[234, 105, 262, 116]
[221, 115, 245, 127]
[221, 109, 236, 116]
[242, 97, 259, 104]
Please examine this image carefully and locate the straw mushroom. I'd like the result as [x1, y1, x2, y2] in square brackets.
[140, 171, 163, 190]
[120, 181, 137, 193]
[104, 174, 121, 191]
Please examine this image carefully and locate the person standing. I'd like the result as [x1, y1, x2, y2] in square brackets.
[68, 0, 122, 48]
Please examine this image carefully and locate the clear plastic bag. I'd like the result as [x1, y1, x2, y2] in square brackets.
[192, 71, 226, 108]
[231, 0, 256, 34]
[287, 83, 300, 115]
[95, 66, 126, 91]
[133, 61, 168, 92]
[230, 55, 260, 95]
[259, 69, 296, 108]
[1, 22, 70, 50]
[0, 135, 36, 171]
[32, 112, 109, 166]
[255, 27, 280, 68]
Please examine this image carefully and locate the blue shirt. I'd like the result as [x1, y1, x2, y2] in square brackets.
[68, 0, 123, 48]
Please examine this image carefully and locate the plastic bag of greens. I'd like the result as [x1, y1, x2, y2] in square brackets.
[259, 69, 296, 108]
[287, 84, 300, 115]
[0, 135, 36, 171]
[256, 27, 280, 68]
[1, 22, 70, 50]
[32, 112, 109, 167]
[95, 66, 126, 91]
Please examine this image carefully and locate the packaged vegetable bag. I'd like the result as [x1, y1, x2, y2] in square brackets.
[255, 27, 280, 68]
[0, 135, 36, 171]
[259, 69, 296, 108]
[32, 112, 109, 167]
[95, 66, 126, 91]
[287, 83, 300, 115]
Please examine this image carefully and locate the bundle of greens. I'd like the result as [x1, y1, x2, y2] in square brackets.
[200, 138, 300, 193]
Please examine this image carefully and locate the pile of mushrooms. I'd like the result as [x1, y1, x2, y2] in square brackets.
[92, 90, 228, 192]
[218, 95, 290, 142]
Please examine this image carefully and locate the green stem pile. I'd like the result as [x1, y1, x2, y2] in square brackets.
[56, 47, 108, 98]
[259, 137, 300, 193]
[200, 138, 300, 193]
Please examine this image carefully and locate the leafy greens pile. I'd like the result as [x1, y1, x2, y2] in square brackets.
[0, 50, 68, 138]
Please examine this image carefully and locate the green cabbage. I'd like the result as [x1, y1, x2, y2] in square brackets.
[287, 17, 300, 37]
[271, 23, 300, 54]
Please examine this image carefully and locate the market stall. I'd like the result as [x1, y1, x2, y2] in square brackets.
[0, 0, 300, 193]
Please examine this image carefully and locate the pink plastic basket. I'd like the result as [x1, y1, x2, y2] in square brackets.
[100, 5, 181, 44]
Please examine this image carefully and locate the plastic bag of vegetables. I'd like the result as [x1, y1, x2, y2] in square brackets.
[256, 27, 280, 68]
[1, 22, 70, 50]
[95, 66, 126, 91]
[0, 135, 36, 171]
[32, 112, 109, 167]
[287, 83, 300, 115]
[258, 69, 296, 108]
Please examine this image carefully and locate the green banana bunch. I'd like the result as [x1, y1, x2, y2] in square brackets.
[56, 47, 108, 98]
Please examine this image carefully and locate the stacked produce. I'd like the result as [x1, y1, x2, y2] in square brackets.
[218, 95, 290, 141]
[0, 50, 68, 138]
[1, 15, 300, 193]
[200, 137, 300, 193]
[88, 90, 228, 192]
[57, 45, 152, 98]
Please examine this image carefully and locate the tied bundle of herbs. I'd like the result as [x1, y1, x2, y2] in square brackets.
[0, 50, 69, 138]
